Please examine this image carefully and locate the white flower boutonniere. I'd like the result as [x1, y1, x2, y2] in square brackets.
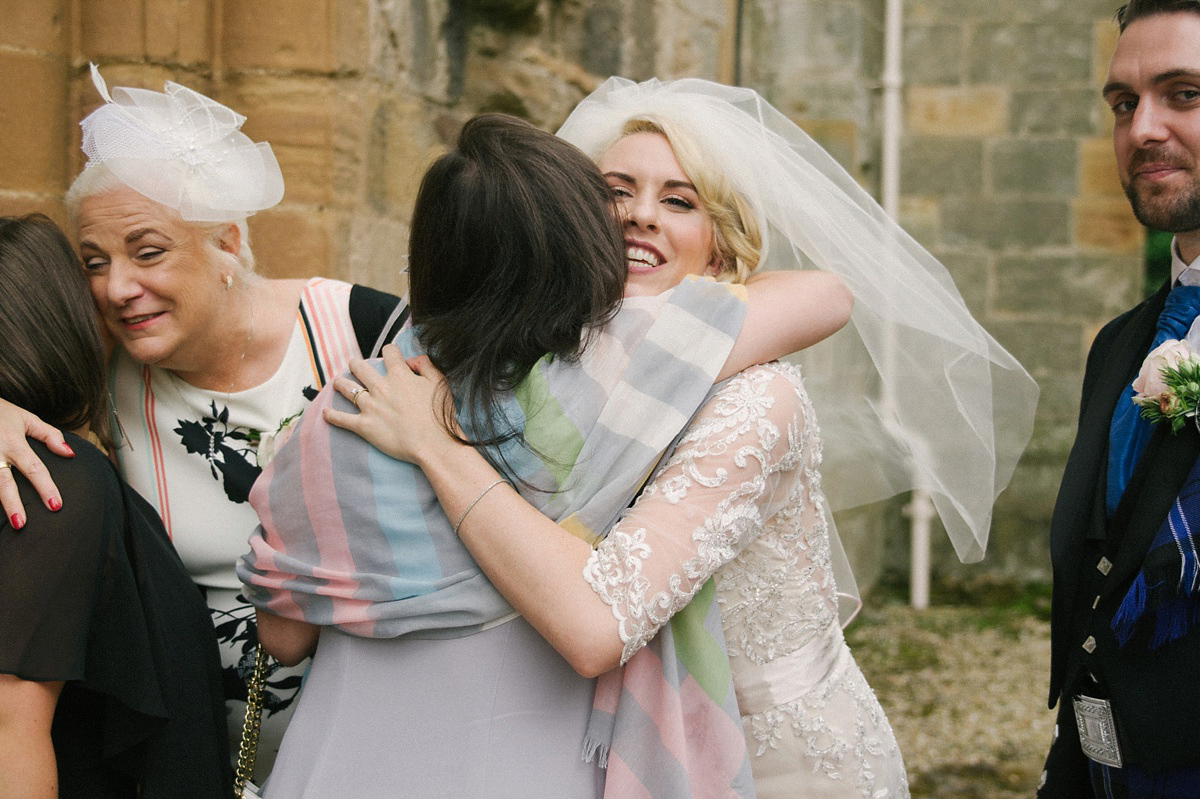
[255, 412, 302, 467]
[1132, 339, 1200, 433]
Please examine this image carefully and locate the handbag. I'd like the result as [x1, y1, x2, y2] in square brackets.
[233, 646, 270, 798]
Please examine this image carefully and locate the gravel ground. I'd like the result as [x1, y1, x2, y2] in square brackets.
[845, 583, 1056, 798]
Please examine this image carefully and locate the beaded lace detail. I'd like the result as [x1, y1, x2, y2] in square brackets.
[584, 363, 908, 798]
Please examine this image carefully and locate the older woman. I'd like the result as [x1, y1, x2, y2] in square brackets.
[0, 214, 230, 798]
[0, 66, 406, 780]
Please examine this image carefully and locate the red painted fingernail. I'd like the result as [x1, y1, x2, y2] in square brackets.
[10, 513, 24, 530]
[48, 497, 62, 512]
[63, 444, 75, 457]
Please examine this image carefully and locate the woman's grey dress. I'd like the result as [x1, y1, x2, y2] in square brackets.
[262, 616, 602, 798]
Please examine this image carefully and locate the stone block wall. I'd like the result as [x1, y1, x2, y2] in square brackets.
[0, 0, 1145, 584]
[0, 1, 72, 222]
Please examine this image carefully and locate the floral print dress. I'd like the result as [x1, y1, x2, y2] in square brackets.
[109, 277, 395, 781]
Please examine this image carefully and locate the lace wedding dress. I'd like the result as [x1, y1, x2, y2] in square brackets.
[585, 362, 909, 798]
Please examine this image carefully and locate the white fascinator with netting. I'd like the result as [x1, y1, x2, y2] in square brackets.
[558, 78, 1039, 577]
[79, 63, 284, 222]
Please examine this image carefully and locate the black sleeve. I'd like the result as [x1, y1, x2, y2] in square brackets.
[0, 439, 116, 681]
[348, 284, 409, 357]
[0, 436, 231, 797]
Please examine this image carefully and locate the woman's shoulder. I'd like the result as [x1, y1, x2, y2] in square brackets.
[735, 360, 803, 380]
[291, 277, 407, 359]
[3, 435, 116, 551]
[37, 434, 120, 499]
[21, 435, 122, 545]
[0, 435, 124, 680]
[293, 276, 400, 305]
[720, 361, 806, 399]
[704, 362, 812, 432]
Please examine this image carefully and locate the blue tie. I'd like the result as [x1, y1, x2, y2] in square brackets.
[1106, 285, 1200, 517]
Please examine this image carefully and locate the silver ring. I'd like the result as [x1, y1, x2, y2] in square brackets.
[349, 385, 368, 409]
[0, 461, 10, 470]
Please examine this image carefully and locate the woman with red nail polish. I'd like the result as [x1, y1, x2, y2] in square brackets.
[0, 215, 230, 798]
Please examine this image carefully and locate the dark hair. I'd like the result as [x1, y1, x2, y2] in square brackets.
[1117, 0, 1200, 29]
[408, 113, 626, 451]
[0, 215, 111, 448]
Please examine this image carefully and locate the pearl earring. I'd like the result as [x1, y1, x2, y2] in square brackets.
[223, 274, 234, 290]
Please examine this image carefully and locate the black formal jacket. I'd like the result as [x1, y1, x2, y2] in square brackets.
[1046, 283, 1200, 779]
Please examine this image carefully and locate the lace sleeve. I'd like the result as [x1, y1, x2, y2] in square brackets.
[583, 363, 812, 663]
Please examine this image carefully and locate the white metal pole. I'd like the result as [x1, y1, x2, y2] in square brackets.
[879, 0, 931, 609]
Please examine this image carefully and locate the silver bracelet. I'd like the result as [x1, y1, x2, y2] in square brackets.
[453, 479, 506, 535]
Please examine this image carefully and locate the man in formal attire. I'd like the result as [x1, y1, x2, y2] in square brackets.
[1040, 1, 1200, 796]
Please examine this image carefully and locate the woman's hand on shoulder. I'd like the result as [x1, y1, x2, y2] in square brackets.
[0, 399, 71, 529]
[721, 270, 853, 379]
[323, 346, 463, 466]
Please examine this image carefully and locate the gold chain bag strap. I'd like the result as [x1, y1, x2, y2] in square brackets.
[233, 647, 270, 798]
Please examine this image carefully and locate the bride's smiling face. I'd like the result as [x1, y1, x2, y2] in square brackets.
[596, 132, 718, 298]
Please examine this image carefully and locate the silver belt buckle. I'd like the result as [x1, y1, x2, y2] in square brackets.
[1073, 694, 1123, 768]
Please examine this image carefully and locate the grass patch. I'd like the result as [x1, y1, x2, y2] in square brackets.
[910, 761, 1029, 798]
[869, 571, 1051, 620]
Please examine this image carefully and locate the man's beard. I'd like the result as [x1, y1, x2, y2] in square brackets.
[1124, 147, 1200, 233]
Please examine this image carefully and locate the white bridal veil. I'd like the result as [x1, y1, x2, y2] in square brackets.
[558, 78, 1039, 592]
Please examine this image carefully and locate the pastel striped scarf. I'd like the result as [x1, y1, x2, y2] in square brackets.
[238, 276, 754, 797]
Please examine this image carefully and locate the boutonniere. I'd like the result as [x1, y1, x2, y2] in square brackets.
[254, 412, 303, 467]
[1132, 339, 1200, 433]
